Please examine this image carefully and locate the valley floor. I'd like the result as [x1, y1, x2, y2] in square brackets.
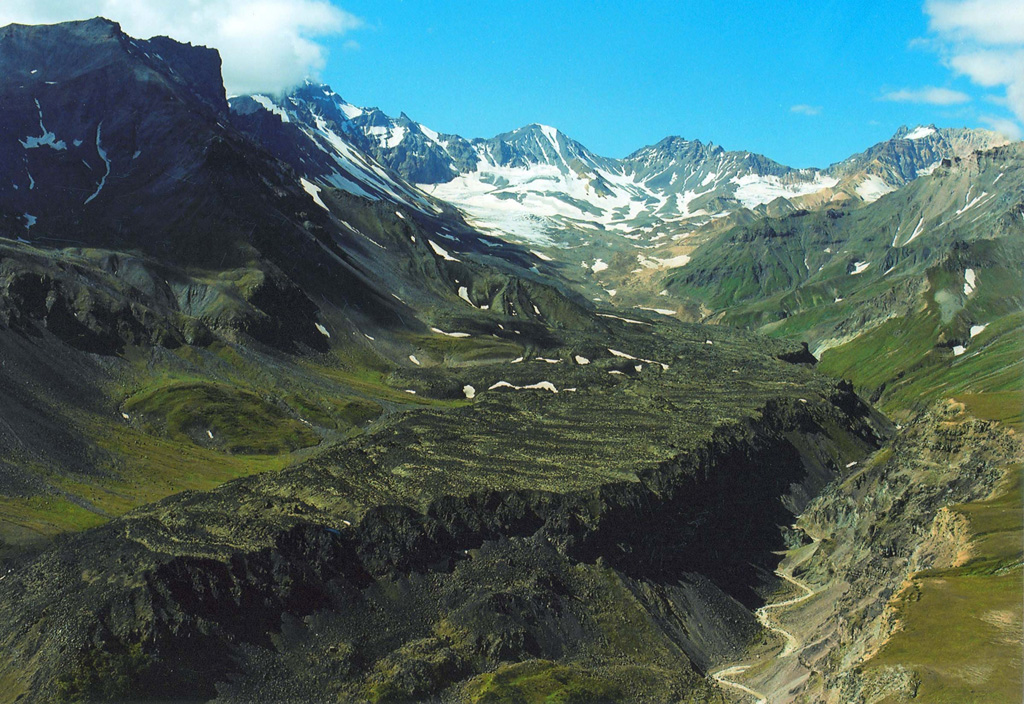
[711, 537, 821, 702]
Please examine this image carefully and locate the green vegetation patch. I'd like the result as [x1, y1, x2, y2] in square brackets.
[0, 660, 29, 704]
[54, 642, 149, 703]
[947, 466, 1024, 578]
[124, 381, 319, 454]
[304, 360, 471, 408]
[867, 466, 1023, 704]
[819, 289, 1023, 419]
[283, 392, 382, 431]
[412, 334, 523, 366]
[366, 637, 468, 703]
[0, 426, 300, 543]
[0, 496, 107, 540]
[467, 660, 623, 704]
[955, 392, 1024, 432]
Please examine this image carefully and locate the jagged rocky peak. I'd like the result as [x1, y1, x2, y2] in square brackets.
[474, 122, 607, 172]
[892, 124, 940, 141]
[824, 123, 1012, 201]
[888, 123, 1008, 152]
[290, 80, 361, 112]
[234, 81, 358, 127]
[247, 81, 481, 184]
[624, 134, 799, 184]
[628, 135, 722, 162]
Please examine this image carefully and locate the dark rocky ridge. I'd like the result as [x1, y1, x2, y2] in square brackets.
[1, 19, 234, 259]
[0, 377, 888, 701]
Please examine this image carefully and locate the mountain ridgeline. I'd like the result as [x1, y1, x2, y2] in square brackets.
[240, 84, 1008, 244]
[0, 16, 1020, 704]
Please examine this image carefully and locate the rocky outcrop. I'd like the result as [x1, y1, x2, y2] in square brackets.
[727, 401, 1022, 703]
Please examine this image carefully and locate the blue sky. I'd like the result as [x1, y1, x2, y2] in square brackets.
[317, 1, 1021, 167]
[3, 1, 1021, 167]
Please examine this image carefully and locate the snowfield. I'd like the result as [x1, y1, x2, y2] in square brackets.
[730, 173, 838, 209]
[905, 126, 936, 140]
[855, 175, 895, 203]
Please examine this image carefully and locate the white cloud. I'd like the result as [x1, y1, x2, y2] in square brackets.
[0, 0, 362, 95]
[790, 104, 821, 116]
[880, 86, 971, 105]
[948, 49, 1024, 87]
[923, 0, 1024, 133]
[980, 114, 1023, 139]
[927, 0, 1024, 45]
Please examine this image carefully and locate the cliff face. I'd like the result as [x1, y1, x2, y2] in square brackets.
[1, 19, 232, 259]
[0, 385, 887, 702]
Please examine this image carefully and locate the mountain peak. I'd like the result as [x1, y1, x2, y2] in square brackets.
[0, 15, 120, 34]
[659, 135, 696, 146]
[1, 17, 227, 113]
[893, 124, 939, 141]
[626, 135, 719, 162]
[505, 123, 564, 142]
[0, 15, 123, 55]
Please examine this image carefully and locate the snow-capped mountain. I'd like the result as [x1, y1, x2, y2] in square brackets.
[821, 124, 1009, 204]
[237, 84, 1011, 248]
[425, 129, 848, 243]
[230, 88, 445, 215]
[620, 136, 841, 213]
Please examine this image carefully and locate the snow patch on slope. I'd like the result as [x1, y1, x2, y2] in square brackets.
[83, 123, 111, 205]
[963, 268, 976, 295]
[488, 380, 561, 394]
[301, 178, 329, 210]
[905, 126, 935, 140]
[20, 99, 67, 151]
[901, 217, 925, 247]
[855, 175, 895, 203]
[428, 240, 460, 261]
[252, 95, 290, 122]
[730, 173, 838, 209]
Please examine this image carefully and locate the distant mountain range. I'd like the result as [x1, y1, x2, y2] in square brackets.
[240, 84, 1009, 243]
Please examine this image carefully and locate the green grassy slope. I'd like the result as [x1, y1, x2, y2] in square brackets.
[818, 237, 1024, 422]
[869, 466, 1022, 704]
